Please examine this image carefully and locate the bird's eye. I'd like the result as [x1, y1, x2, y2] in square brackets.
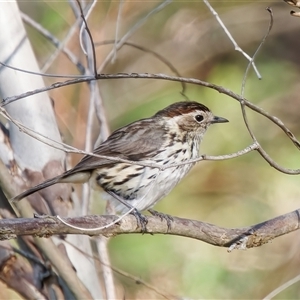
[195, 115, 204, 122]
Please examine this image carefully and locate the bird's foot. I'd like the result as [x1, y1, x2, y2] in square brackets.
[148, 209, 173, 231]
[131, 209, 148, 233]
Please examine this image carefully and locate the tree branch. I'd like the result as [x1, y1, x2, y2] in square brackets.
[1, 210, 299, 250]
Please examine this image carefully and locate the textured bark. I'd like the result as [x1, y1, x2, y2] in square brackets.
[0, 211, 298, 250]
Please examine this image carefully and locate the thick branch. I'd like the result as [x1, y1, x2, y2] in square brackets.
[1, 211, 299, 249]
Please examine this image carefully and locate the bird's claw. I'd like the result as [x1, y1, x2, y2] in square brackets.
[148, 209, 173, 231]
[131, 209, 148, 233]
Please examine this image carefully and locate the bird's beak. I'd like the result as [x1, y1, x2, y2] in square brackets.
[211, 116, 229, 124]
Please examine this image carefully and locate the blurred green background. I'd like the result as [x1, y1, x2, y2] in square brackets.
[16, 0, 300, 299]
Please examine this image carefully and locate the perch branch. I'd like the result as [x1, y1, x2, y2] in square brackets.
[0, 210, 299, 250]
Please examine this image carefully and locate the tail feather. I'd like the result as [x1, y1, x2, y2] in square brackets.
[11, 175, 62, 203]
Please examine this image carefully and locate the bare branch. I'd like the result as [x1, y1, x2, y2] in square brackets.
[2, 72, 300, 175]
[203, 0, 261, 79]
[0, 73, 240, 106]
[76, 0, 97, 76]
[241, 7, 274, 96]
[74, 0, 100, 216]
[97, 0, 172, 73]
[1, 210, 300, 250]
[112, 0, 125, 63]
[263, 274, 300, 300]
[0, 103, 258, 177]
[62, 238, 184, 300]
[21, 12, 86, 75]
[0, 61, 84, 79]
[95, 40, 187, 97]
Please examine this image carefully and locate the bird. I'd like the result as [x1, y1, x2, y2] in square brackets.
[11, 101, 228, 229]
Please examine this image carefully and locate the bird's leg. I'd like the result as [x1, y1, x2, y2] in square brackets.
[148, 209, 173, 231]
[130, 209, 148, 234]
[105, 190, 148, 233]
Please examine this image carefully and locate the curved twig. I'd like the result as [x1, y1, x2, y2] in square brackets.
[2, 72, 300, 175]
[95, 40, 187, 99]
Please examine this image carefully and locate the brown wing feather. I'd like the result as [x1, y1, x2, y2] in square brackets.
[65, 118, 166, 176]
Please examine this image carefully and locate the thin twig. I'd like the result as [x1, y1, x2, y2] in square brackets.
[241, 7, 274, 96]
[203, 0, 261, 79]
[76, 0, 98, 215]
[96, 238, 117, 299]
[1, 105, 260, 172]
[77, 0, 97, 57]
[75, 3, 124, 298]
[95, 40, 187, 97]
[62, 239, 177, 300]
[76, 0, 97, 76]
[21, 12, 86, 74]
[0, 61, 84, 79]
[112, 0, 124, 63]
[74, 2, 111, 145]
[3, 71, 300, 153]
[97, 0, 172, 73]
[93, 86, 110, 147]
[263, 274, 300, 300]
[239, 7, 276, 179]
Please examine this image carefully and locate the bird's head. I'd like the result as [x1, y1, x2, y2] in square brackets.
[154, 101, 228, 137]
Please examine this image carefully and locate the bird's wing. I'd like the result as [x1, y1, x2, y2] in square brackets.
[67, 118, 166, 175]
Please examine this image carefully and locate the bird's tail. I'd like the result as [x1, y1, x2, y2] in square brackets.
[10, 175, 63, 203]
